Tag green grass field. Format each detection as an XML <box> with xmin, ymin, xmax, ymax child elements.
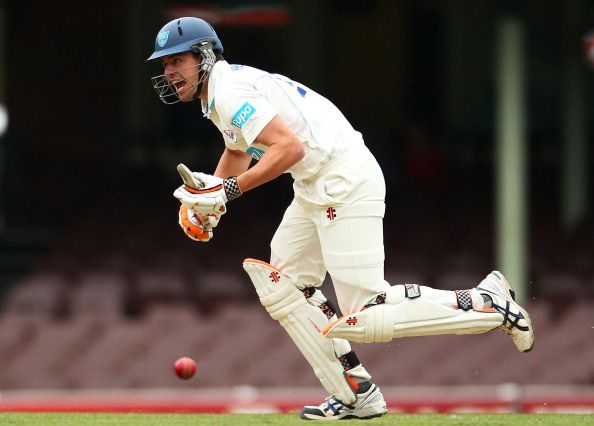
<box><xmin>0</xmin><ymin>413</ymin><xmax>592</xmax><ymax>426</ymax></box>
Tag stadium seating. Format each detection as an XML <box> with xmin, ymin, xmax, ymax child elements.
<box><xmin>0</xmin><ymin>187</ymin><xmax>592</xmax><ymax>392</ymax></box>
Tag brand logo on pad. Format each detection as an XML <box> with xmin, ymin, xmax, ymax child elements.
<box><xmin>269</xmin><ymin>271</ymin><xmax>280</xmax><ymax>283</ymax></box>
<box><xmin>346</xmin><ymin>317</ymin><xmax>358</xmax><ymax>326</ymax></box>
<box><xmin>231</xmin><ymin>102</ymin><xmax>256</xmax><ymax>128</ymax></box>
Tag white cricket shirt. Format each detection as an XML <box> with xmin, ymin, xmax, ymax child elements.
<box><xmin>202</xmin><ymin>60</ymin><xmax>365</xmax><ymax>181</ymax></box>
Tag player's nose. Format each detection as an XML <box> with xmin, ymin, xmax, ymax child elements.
<box><xmin>163</xmin><ymin>64</ymin><xmax>178</xmax><ymax>79</ymax></box>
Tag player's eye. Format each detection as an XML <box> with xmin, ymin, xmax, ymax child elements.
<box><xmin>161</xmin><ymin>57</ymin><xmax>181</xmax><ymax>68</ymax></box>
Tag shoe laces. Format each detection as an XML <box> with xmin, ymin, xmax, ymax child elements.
<box><xmin>322</xmin><ymin>395</ymin><xmax>352</xmax><ymax>414</ymax></box>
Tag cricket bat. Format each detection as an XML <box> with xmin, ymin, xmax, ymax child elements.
<box><xmin>177</xmin><ymin>163</ymin><xmax>205</xmax><ymax>189</ymax></box>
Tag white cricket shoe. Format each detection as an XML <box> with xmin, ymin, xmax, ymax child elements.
<box><xmin>300</xmin><ymin>384</ymin><xmax>387</xmax><ymax>421</ymax></box>
<box><xmin>476</xmin><ymin>271</ymin><xmax>535</xmax><ymax>352</ymax></box>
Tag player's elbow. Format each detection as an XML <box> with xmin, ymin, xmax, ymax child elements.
<box><xmin>276</xmin><ymin>136</ymin><xmax>304</xmax><ymax>167</ymax></box>
<box><xmin>288</xmin><ymin>140</ymin><xmax>305</xmax><ymax>165</ymax></box>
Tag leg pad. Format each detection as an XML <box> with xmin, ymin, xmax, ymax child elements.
<box><xmin>243</xmin><ymin>258</ymin><xmax>357</xmax><ymax>403</ymax></box>
<box><xmin>323</xmin><ymin>298</ymin><xmax>504</xmax><ymax>343</ymax></box>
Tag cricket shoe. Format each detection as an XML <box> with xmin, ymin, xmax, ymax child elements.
<box><xmin>476</xmin><ymin>271</ymin><xmax>534</xmax><ymax>352</ymax></box>
<box><xmin>300</xmin><ymin>383</ymin><xmax>387</xmax><ymax>420</ymax></box>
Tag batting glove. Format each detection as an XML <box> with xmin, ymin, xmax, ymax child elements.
<box><xmin>173</xmin><ymin>173</ymin><xmax>242</xmax><ymax>216</ymax></box>
<box><xmin>178</xmin><ymin>205</ymin><xmax>216</xmax><ymax>242</ymax></box>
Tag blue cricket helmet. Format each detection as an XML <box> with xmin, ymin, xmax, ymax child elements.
<box><xmin>147</xmin><ymin>17</ymin><xmax>223</xmax><ymax>61</ymax></box>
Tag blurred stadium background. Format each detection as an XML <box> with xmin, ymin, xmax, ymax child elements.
<box><xmin>0</xmin><ymin>0</ymin><xmax>592</xmax><ymax>414</ymax></box>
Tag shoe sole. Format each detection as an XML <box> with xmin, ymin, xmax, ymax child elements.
<box><xmin>300</xmin><ymin>406</ymin><xmax>387</xmax><ymax>421</ymax></box>
<box><xmin>300</xmin><ymin>395</ymin><xmax>387</xmax><ymax>421</ymax></box>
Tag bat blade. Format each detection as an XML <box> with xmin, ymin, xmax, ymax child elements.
<box><xmin>177</xmin><ymin>163</ymin><xmax>204</xmax><ymax>189</ymax></box>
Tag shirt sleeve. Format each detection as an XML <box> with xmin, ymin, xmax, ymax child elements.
<box><xmin>217</xmin><ymin>85</ymin><xmax>277</xmax><ymax>145</ymax></box>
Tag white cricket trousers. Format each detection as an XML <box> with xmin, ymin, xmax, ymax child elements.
<box><xmin>270</xmin><ymin>146</ymin><xmax>391</xmax><ymax>314</ymax></box>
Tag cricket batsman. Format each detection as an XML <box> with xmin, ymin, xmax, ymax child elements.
<box><xmin>147</xmin><ymin>17</ymin><xmax>534</xmax><ymax>420</ymax></box>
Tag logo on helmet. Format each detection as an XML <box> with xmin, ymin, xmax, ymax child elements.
<box><xmin>157</xmin><ymin>30</ymin><xmax>170</xmax><ymax>48</ymax></box>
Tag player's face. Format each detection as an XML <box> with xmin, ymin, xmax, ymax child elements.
<box><xmin>161</xmin><ymin>52</ymin><xmax>201</xmax><ymax>102</ymax></box>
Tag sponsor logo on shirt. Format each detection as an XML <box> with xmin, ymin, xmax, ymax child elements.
<box><xmin>246</xmin><ymin>146</ymin><xmax>265</xmax><ymax>160</ymax></box>
<box><xmin>231</xmin><ymin>102</ymin><xmax>256</xmax><ymax>129</ymax></box>
<box><xmin>223</xmin><ymin>129</ymin><xmax>238</xmax><ymax>144</ymax></box>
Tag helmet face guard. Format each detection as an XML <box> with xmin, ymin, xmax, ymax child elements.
<box><xmin>150</xmin><ymin>63</ymin><xmax>200</xmax><ymax>105</ymax></box>
<box><xmin>147</xmin><ymin>18</ymin><xmax>223</xmax><ymax>104</ymax></box>
<box><xmin>150</xmin><ymin>41</ymin><xmax>217</xmax><ymax>104</ymax></box>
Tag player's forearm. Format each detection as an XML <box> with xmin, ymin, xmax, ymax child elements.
<box><xmin>214</xmin><ymin>148</ymin><xmax>252</xmax><ymax>178</ymax></box>
<box><xmin>236</xmin><ymin>141</ymin><xmax>303</xmax><ymax>192</ymax></box>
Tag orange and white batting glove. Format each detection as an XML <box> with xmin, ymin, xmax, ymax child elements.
<box><xmin>178</xmin><ymin>204</ymin><xmax>215</xmax><ymax>242</ymax></box>
<box><xmin>173</xmin><ymin>173</ymin><xmax>242</xmax><ymax>216</ymax></box>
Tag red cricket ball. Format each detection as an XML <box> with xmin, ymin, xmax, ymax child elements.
<box><xmin>174</xmin><ymin>356</ymin><xmax>197</xmax><ymax>380</ymax></box>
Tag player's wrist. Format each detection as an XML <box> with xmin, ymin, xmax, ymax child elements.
<box><xmin>223</xmin><ymin>176</ymin><xmax>242</xmax><ymax>201</ymax></box>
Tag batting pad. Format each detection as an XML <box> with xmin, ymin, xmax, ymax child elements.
<box><xmin>323</xmin><ymin>298</ymin><xmax>504</xmax><ymax>343</ymax></box>
<box><xmin>243</xmin><ymin>258</ymin><xmax>357</xmax><ymax>403</ymax></box>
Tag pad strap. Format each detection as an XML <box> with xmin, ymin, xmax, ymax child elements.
<box><xmin>302</xmin><ymin>287</ymin><xmax>316</xmax><ymax>298</ymax></box>
<box><xmin>338</xmin><ymin>351</ymin><xmax>360</xmax><ymax>372</ymax></box>
<box><xmin>404</xmin><ymin>284</ymin><xmax>421</xmax><ymax>299</ymax></box>
<box><xmin>303</xmin><ymin>287</ymin><xmax>338</xmax><ymax>320</ymax></box>
<box><xmin>363</xmin><ymin>292</ymin><xmax>386</xmax><ymax>309</ymax></box>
